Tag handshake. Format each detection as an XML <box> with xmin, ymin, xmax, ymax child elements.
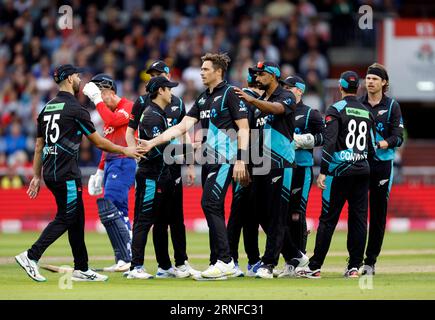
<box><xmin>293</xmin><ymin>133</ymin><xmax>315</xmax><ymax>149</ymax></box>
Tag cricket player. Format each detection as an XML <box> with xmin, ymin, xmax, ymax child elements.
<box><xmin>297</xmin><ymin>71</ymin><xmax>376</xmax><ymax>279</ymax></box>
<box><xmin>134</xmin><ymin>60</ymin><xmax>198</xmax><ymax>278</ymax></box>
<box><xmin>275</xmin><ymin>75</ymin><xmax>324</xmax><ymax>278</ymax></box>
<box><xmin>15</xmin><ymin>64</ymin><xmax>143</xmax><ymax>282</ymax></box>
<box><xmin>137</xmin><ymin>53</ymin><xmax>250</xmax><ymax>280</ymax></box>
<box><xmin>234</xmin><ymin>61</ymin><xmax>303</xmax><ymax>279</ymax></box>
<box><xmin>227</xmin><ymin>67</ymin><xmax>264</xmax><ymax>277</ymax></box>
<box><xmin>125</xmin><ymin>76</ymin><xmax>179</xmax><ymax>279</ymax></box>
<box><xmin>82</xmin><ymin>74</ymin><xmax>135</xmax><ymax>272</ymax></box>
<box><xmin>359</xmin><ymin>63</ymin><xmax>404</xmax><ymax>275</ymax></box>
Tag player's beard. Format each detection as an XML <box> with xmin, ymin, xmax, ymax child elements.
<box><xmin>257</xmin><ymin>82</ymin><xmax>269</xmax><ymax>91</ymax></box>
<box><xmin>72</xmin><ymin>80</ymin><xmax>80</xmax><ymax>94</ymax></box>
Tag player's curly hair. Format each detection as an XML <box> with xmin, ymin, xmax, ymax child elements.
<box><xmin>368</xmin><ymin>62</ymin><xmax>389</xmax><ymax>93</ymax></box>
<box><xmin>201</xmin><ymin>53</ymin><xmax>231</xmax><ymax>77</ymax></box>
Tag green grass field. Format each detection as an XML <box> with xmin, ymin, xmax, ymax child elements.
<box><xmin>1</xmin><ymin>231</ymin><xmax>434</xmax><ymax>300</ymax></box>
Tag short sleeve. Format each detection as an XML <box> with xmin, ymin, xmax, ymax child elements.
<box><xmin>186</xmin><ymin>98</ymin><xmax>201</xmax><ymax>120</ymax></box>
<box><xmin>128</xmin><ymin>95</ymin><xmax>147</xmax><ymax>130</ymax></box>
<box><xmin>36</xmin><ymin>111</ymin><xmax>44</xmax><ymax>138</ymax></box>
<box><xmin>75</xmin><ymin>107</ymin><xmax>96</xmax><ymax>136</ymax></box>
<box><xmin>277</xmin><ymin>91</ymin><xmax>297</xmax><ymax>116</ymax></box>
<box><xmin>227</xmin><ymin>88</ymin><xmax>248</xmax><ymax>120</ymax></box>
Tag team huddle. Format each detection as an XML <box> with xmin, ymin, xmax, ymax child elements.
<box><xmin>15</xmin><ymin>52</ymin><xmax>404</xmax><ymax>282</ymax></box>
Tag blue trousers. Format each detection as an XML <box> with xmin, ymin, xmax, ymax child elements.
<box><xmin>103</xmin><ymin>157</ymin><xmax>136</xmax><ymax>230</ymax></box>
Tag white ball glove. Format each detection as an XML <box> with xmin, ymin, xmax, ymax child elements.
<box><xmin>293</xmin><ymin>133</ymin><xmax>315</xmax><ymax>149</ymax></box>
<box><xmin>88</xmin><ymin>169</ymin><xmax>104</xmax><ymax>196</ymax></box>
<box><xmin>82</xmin><ymin>82</ymin><xmax>103</xmax><ymax>105</ymax></box>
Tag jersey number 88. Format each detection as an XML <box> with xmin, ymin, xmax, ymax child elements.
<box><xmin>345</xmin><ymin>119</ymin><xmax>367</xmax><ymax>151</ymax></box>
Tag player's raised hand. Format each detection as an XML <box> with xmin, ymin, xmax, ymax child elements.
<box><xmin>233</xmin><ymin>87</ymin><xmax>254</xmax><ymax>103</ymax></box>
<box><xmin>82</xmin><ymin>82</ymin><xmax>103</xmax><ymax>104</ymax></box>
<box><xmin>27</xmin><ymin>176</ymin><xmax>41</xmax><ymax>199</ymax></box>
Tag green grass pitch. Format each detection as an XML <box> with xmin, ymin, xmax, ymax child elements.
<box><xmin>1</xmin><ymin>231</ymin><xmax>434</xmax><ymax>300</ymax></box>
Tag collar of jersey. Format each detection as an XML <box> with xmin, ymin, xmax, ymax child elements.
<box><xmin>362</xmin><ymin>93</ymin><xmax>388</xmax><ymax>108</ymax></box>
<box><xmin>260</xmin><ymin>84</ymin><xmax>284</xmax><ymax>100</ymax></box>
<box><xmin>207</xmin><ymin>80</ymin><xmax>227</xmax><ymax>95</ymax></box>
<box><xmin>148</xmin><ymin>101</ymin><xmax>166</xmax><ymax>115</ymax></box>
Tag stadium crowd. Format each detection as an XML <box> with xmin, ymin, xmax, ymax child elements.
<box><xmin>0</xmin><ymin>0</ymin><xmax>400</xmax><ymax>185</ymax></box>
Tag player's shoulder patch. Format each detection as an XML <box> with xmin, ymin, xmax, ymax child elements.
<box><xmin>331</xmin><ymin>100</ymin><xmax>347</xmax><ymax>112</ymax></box>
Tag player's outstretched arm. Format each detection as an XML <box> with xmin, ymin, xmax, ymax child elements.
<box><xmin>234</xmin><ymin>87</ymin><xmax>292</xmax><ymax>115</ymax></box>
<box><xmin>87</xmin><ymin>131</ymin><xmax>144</xmax><ymax>160</ymax></box>
<box><xmin>136</xmin><ymin>115</ymin><xmax>197</xmax><ymax>153</ymax></box>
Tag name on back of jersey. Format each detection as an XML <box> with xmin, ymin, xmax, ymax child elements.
<box><xmin>43</xmin><ymin>145</ymin><xmax>58</xmax><ymax>156</ymax></box>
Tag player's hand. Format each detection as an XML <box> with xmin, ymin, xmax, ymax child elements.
<box><xmin>83</xmin><ymin>82</ymin><xmax>103</xmax><ymax>105</ymax></box>
<box><xmin>136</xmin><ymin>138</ymin><xmax>155</xmax><ymax>154</ymax></box>
<box><xmin>317</xmin><ymin>173</ymin><xmax>327</xmax><ymax>190</ymax></box>
<box><xmin>233</xmin><ymin>160</ymin><xmax>250</xmax><ymax>187</ymax></box>
<box><xmin>88</xmin><ymin>169</ymin><xmax>104</xmax><ymax>196</ymax></box>
<box><xmin>186</xmin><ymin>164</ymin><xmax>195</xmax><ymax>186</ymax></box>
<box><xmin>123</xmin><ymin>146</ymin><xmax>146</xmax><ymax>160</ymax></box>
<box><xmin>293</xmin><ymin>133</ymin><xmax>315</xmax><ymax>149</ymax></box>
<box><xmin>378</xmin><ymin>140</ymin><xmax>389</xmax><ymax>149</ymax></box>
<box><xmin>233</xmin><ymin>87</ymin><xmax>255</xmax><ymax>103</ymax></box>
<box><xmin>27</xmin><ymin>176</ymin><xmax>41</xmax><ymax>199</ymax></box>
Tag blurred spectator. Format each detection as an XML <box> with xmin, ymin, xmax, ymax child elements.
<box><xmin>3</xmin><ymin>121</ymin><xmax>29</xmax><ymax>156</ymax></box>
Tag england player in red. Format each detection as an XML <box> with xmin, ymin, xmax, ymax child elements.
<box><xmin>83</xmin><ymin>75</ymin><xmax>136</xmax><ymax>272</ymax></box>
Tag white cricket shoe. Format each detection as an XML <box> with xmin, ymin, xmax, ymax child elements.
<box><xmin>104</xmin><ymin>260</ymin><xmax>131</xmax><ymax>272</ymax></box>
<box><xmin>72</xmin><ymin>269</ymin><xmax>108</xmax><ymax>282</ymax></box>
<box><xmin>255</xmin><ymin>264</ymin><xmax>274</xmax><ymax>279</ymax></box>
<box><xmin>246</xmin><ymin>261</ymin><xmax>262</xmax><ymax>277</ymax></box>
<box><xmin>174</xmin><ymin>261</ymin><xmax>201</xmax><ymax>278</ymax></box>
<box><xmin>126</xmin><ymin>267</ymin><xmax>153</xmax><ymax>280</ymax></box>
<box><xmin>273</xmin><ymin>268</ymin><xmax>283</xmax><ymax>278</ymax></box>
<box><xmin>15</xmin><ymin>251</ymin><xmax>46</xmax><ymax>282</ymax></box>
<box><xmin>228</xmin><ymin>263</ymin><xmax>244</xmax><ymax>278</ymax></box>
<box><xmin>292</xmin><ymin>253</ymin><xmax>309</xmax><ymax>268</ymax></box>
<box><xmin>278</xmin><ymin>264</ymin><xmax>296</xmax><ymax>278</ymax></box>
<box><xmin>201</xmin><ymin>260</ymin><xmax>236</xmax><ymax>278</ymax></box>
<box><xmin>156</xmin><ymin>267</ymin><xmax>176</xmax><ymax>278</ymax></box>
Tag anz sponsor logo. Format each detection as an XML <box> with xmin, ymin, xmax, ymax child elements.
<box><xmin>294</xmin><ymin>127</ymin><xmax>302</xmax><ymax>134</ymax></box>
<box><xmin>339</xmin><ymin>150</ymin><xmax>368</xmax><ymax>161</ymax></box>
<box><xmin>152</xmin><ymin>126</ymin><xmax>161</xmax><ymax>137</ymax></box>
<box><xmin>103</xmin><ymin>126</ymin><xmax>114</xmax><ymax>136</ymax></box>
<box><xmin>200</xmin><ymin>110</ymin><xmax>211</xmax><ymax>119</ymax></box>
<box><xmin>376</xmin><ymin>122</ymin><xmax>384</xmax><ymax>132</ymax></box>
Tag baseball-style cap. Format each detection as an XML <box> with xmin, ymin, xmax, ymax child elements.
<box><xmin>146</xmin><ymin>60</ymin><xmax>170</xmax><ymax>74</ymax></box>
<box><xmin>251</xmin><ymin>61</ymin><xmax>281</xmax><ymax>78</ymax></box>
<box><xmin>146</xmin><ymin>76</ymin><xmax>178</xmax><ymax>93</ymax></box>
<box><xmin>247</xmin><ymin>67</ymin><xmax>257</xmax><ymax>83</ymax></box>
<box><xmin>339</xmin><ymin>71</ymin><xmax>360</xmax><ymax>91</ymax></box>
<box><xmin>91</xmin><ymin>74</ymin><xmax>117</xmax><ymax>93</ymax></box>
<box><xmin>280</xmin><ymin>75</ymin><xmax>306</xmax><ymax>93</ymax></box>
<box><xmin>53</xmin><ymin>64</ymin><xmax>85</xmax><ymax>84</ymax></box>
